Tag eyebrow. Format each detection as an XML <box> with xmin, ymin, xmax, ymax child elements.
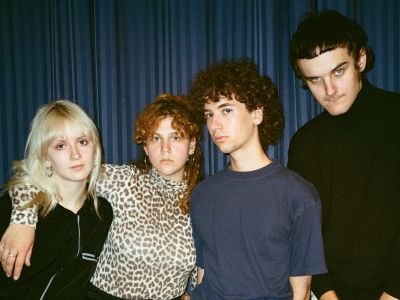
<box><xmin>303</xmin><ymin>61</ymin><xmax>348</xmax><ymax>80</ymax></box>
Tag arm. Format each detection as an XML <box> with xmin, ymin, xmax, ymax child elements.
<box><xmin>380</xmin><ymin>292</ymin><xmax>399</xmax><ymax>300</ymax></box>
<box><xmin>319</xmin><ymin>290</ymin><xmax>339</xmax><ymax>300</ymax></box>
<box><xmin>95</xmin><ymin>164</ymin><xmax>134</xmax><ymax>204</ymax></box>
<box><xmin>1</xmin><ymin>186</ymin><xmax>40</xmax><ymax>280</ymax></box>
<box><xmin>289</xmin><ymin>275</ymin><xmax>311</xmax><ymax>300</ymax></box>
<box><xmin>196</xmin><ymin>266</ymin><xmax>204</xmax><ymax>285</ymax></box>
<box><xmin>288</xmin><ymin>136</ymin><xmax>335</xmax><ymax>298</ymax></box>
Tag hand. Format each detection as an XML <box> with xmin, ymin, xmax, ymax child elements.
<box><xmin>319</xmin><ymin>290</ymin><xmax>339</xmax><ymax>300</ymax></box>
<box><xmin>0</xmin><ymin>224</ymin><xmax>35</xmax><ymax>280</ymax></box>
<box><xmin>379</xmin><ymin>292</ymin><xmax>399</xmax><ymax>300</ymax></box>
<box><xmin>181</xmin><ymin>292</ymin><xmax>190</xmax><ymax>300</ymax></box>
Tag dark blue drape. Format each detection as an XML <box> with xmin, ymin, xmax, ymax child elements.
<box><xmin>1</xmin><ymin>0</ymin><xmax>399</xmax><ymax>184</ymax></box>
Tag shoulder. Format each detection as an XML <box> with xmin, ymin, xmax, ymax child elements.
<box><xmin>101</xmin><ymin>163</ymin><xmax>140</xmax><ymax>180</ymax></box>
<box><xmin>290</xmin><ymin>112</ymin><xmax>327</xmax><ymax>145</ymax></box>
<box><xmin>274</xmin><ymin>164</ymin><xmax>317</xmax><ymax>195</ymax></box>
<box><xmin>271</xmin><ymin>165</ymin><xmax>320</xmax><ymax>210</ymax></box>
<box><xmin>96</xmin><ymin>196</ymin><xmax>113</xmax><ymax>221</ymax></box>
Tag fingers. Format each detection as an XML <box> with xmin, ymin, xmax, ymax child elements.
<box><xmin>13</xmin><ymin>253</ymin><xmax>24</xmax><ymax>280</ymax></box>
<box><xmin>25</xmin><ymin>246</ymin><xmax>33</xmax><ymax>267</ymax></box>
<box><xmin>0</xmin><ymin>247</ymin><xmax>18</xmax><ymax>278</ymax></box>
<box><xmin>0</xmin><ymin>224</ymin><xmax>35</xmax><ymax>280</ymax></box>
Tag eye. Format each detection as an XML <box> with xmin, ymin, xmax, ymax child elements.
<box><xmin>334</xmin><ymin>68</ymin><xmax>344</xmax><ymax>76</ymax></box>
<box><xmin>204</xmin><ymin>112</ymin><xmax>213</xmax><ymax>119</ymax></box>
<box><xmin>150</xmin><ymin>135</ymin><xmax>160</xmax><ymax>142</ymax></box>
<box><xmin>170</xmin><ymin>134</ymin><xmax>182</xmax><ymax>141</ymax></box>
<box><xmin>309</xmin><ymin>77</ymin><xmax>321</xmax><ymax>84</ymax></box>
<box><xmin>222</xmin><ymin>108</ymin><xmax>233</xmax><ymax>114</ymax></box>
<box><xmin>79</xmin><ymin>138</ymin><xmax>90</xmax><ymax>146</ymax></box>
<box><xmin>55</xmin><ymin>143</ymin><xmax>66</xmax><ymax>150</ymax></box>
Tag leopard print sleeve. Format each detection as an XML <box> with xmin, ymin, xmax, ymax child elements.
<box><xmin>9</xmin><ymin>185</ymin><xmax>39</xmax><ymax>228</ymax></box>
<box><xmin>96</xmin><ymin>164</ymin><xmax>137</xmax><ymax>206</ymax></box>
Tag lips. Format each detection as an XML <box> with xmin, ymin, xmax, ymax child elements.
<box><xmin>214</xmin><ymin>135</ymin><xmax>227</xmax><ymax>143</ymax></box>
<box><xmin>71</xmin><ymin>164</ymin><xmax>84</xmax><ymax>170</ymax></box>
<box><xmin>160</xmin><ymin>159</ymin><xmax>173</xmax><ymax>163</ymax></box>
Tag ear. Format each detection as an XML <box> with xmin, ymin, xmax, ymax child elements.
<box><xmin>143</xmin><ymin>144</ymin><xmax>149</xmax><ymax>156</ymax></box>
<box><xmin>252</xmin><ymin>106</ymin><xmax>264</xmax><ymax>125</ymax></box>
<box><xmin>357</xmin><ymin>48</ymin><xmax>367</xmax><ymax>72</ymax></box>
<box><xmin>189</xmin><ymin>138</ymin><xmax>196</xmax><ymax>155</ymax></box>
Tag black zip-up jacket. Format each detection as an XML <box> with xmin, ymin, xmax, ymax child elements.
<box><xmin>0</xmin><ymin>193</ymin><xmax>113</xmax><ymax>299</ymax></box>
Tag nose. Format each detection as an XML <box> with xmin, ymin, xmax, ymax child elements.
<box><xmin>323</xmin><ymin>77</ymin><xmax>337</xmax><ymax>97</ymax></box>
<box><xmin>208</xmin><ymin>115</ymin><xmax>222</xmax><ymax>132</ymax></box>
<box><xmin>161</xmin><ymin>139</ymin><xmax>171</xmax><ymax>153</ymax></box>
<box><xmin>70</xmin><ymin>145</ymin><xmax>81</xmax><ymax>160</ymax></box>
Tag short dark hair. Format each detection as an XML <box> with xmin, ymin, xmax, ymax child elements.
<box><xmin>290</xmin><ymin>10</ymin><xmax>374</xmax><ymax>79</ymax></box>
<box><xmin>189</xmin><ymin>59</ymin><xmax>284</xmax><ymax>148</ymax></box>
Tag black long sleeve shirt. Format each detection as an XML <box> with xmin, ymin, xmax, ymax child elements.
<box><xmin>288</xmin><ymin>81</ymin><xmax>400</xmax><ymax>300</ymax></box>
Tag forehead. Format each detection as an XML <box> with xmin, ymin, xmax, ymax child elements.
<box><xmin>298</xmin><ymin>47</ymin><xmax>354</xmax><ymax>77</ymax></box>
<box><xmin>204</xmin><ymin>95</ymin><xmax>240</xmax><ymax>111</ymax></box>
<box><xmin>50</xmin><ymin>120</ymin><xmax>87</xmax><ymax>139</ymax></box>
<box><xmin>152</xmin><ymin>116</ymin><xmax>182</xmax><ymax>134</ymax></box>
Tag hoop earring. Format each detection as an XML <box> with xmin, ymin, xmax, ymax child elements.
<box><xmin>45</xmin><ymin>164</ymin><xmax>53</xmax><ymax>178</ymax></box>
<box><xmin>187</xmin><ymin>155</ymin><xmax>195</xmax><ymax>164</ymax></box>
<box><xmin>144</xmin><ymin>155</ymin><xmax>148</xmax><ymax>165</ymax></box>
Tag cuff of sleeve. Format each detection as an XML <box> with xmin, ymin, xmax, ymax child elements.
<box><xmin>384</xmin><ymin>271</ymin><xmax>400</xmax><ymax>298</ymax></box>
<box><xmin>311</xmin><ymin>272</ymin><xmax>334</xmax><ymax>298</ymax></box>
<box><xmin>10</xmin><ymin>208</ymin><xmax>38</xmax><ymax>229</ymax></box>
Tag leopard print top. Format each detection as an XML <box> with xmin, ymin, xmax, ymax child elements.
<box><xmin>10</xmin><ymin>164</ymin><xmax>196</xmax><ymax>300</ymax></box>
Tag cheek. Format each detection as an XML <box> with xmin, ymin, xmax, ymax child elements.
<box><xmin>145</xmin><ymin>145</ymin><xmax>160</xmax><ymax>160</ymax></box>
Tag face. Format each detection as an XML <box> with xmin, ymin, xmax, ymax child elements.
<box><xmin>204</xmin><ymin>96</ymin><xmax>262</xmax><ymax>157</ymax></box>
<box><xmin>298</xmin><ymin>47</ymin><xmax>366</xmax><ymax>116</ymax></box>
<box><xmin>144</xmin><ymin>116</ymin><xmax>195</xmax><ymax>181</ymax></box>
<box><xmin>46</xmin><ymin>121</ymin><xmax>95</xmax><ymax>186</ymax></box>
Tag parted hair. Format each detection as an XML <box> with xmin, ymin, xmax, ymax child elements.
<box><xmin>189</xmin><ymin>59</ymin><xmax>284</xmax><ymax>149</ymax></box>
<box><xmin>134</xmin><ymin>93</ymin><xmax>203</xmax><ymax>214</ymax></box>
<box><xmin>6</xmin><ymin>100</ymin><xmax>102</xmax><ymax>217</ymax></box>
<box><xmin>290</xmin><ymin>10</ymin><xmax>374</xmax><ymax>80</ymax></box>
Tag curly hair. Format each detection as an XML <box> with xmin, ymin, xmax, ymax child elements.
<box><xmin>189</xmin><ymin>59</ymin><xmax>284</xmax><ymax>148</ymax></box>
<box><xmin>134</xmin><ymin>93</ymin><xmax>203</xmax><ymax>214</ymax></box>
<box><xmin>290</xmin><ymin>10</ymin><xmax>374</xmax><ymax>80</ymax></box>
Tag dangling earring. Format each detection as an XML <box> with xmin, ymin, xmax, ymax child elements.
<box><xmin>45</xmin><ymin>163</ymin><xmax>53</xmax><ymax>178</ymax></box>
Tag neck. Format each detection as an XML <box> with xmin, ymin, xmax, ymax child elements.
<box><xmin>229</xmin><ymin>144</ymin><xmax>272</xmax><ymax>172</ymax></box>
<box><xmin>58</xmin><ymin>182</ymin><xmax>87</xmax><ymax>213</ymax></box>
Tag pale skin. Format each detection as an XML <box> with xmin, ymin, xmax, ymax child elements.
<box><xmin>0</xmin><ymin>121</ymin><xmax>95</xmax><ymax>279</ymax></box>
<box><xmin>298</xmin><ymin>48</ymin><xmax>399</xmax><ymax>300</ymax></box>
<box><xmin>297</xmin><ymin>47</ymin><xmax>366</xmax><ymax>116</ymax></box>
<box><xmin>0</xmin><ymin>117</ymin><xmax>196</xmax><ymax>284</ymax></box>
<box><xmin>202</xmin><ymin>96</ymin><xmax>311</xmax><ymax>299</ymax></box>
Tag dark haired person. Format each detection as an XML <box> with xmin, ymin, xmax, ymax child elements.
<box><xmin>189</xmin><ymin>59</ymin><xmax>327</xmax><ymax>300</ymax></box>
<box><xmin>288</xmin><ymin>10</ymin><xmax>400</xmax><ymax>300</ymax></box>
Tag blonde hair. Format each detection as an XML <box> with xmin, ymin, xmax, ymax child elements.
<box><xmin>6</xmin><ymin>100</ymin><xmax>103</xmax><ymax>217</ymax></box>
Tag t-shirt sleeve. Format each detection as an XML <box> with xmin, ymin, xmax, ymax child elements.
<box><xmin>289</xmin><ymin>191</ymin><xmax>327</xmax><ymax>276</ymax></box>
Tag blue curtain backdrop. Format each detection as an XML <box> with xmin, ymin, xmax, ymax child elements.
<box><xmin>1</xmin><ymin>0</ymin><xmax>399</xmax><ymax>184</ymax></box>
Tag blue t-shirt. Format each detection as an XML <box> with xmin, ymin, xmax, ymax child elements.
<box><xmin>190</xmin><ymin>161</ymin><xmax>327</xmax><ymax>300</ymax></box>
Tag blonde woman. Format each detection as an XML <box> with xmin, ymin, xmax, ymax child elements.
<box><xmin>0</xmin><ymin>100</ymin><xmax>113</xmax><ymax>299</ymax></box>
